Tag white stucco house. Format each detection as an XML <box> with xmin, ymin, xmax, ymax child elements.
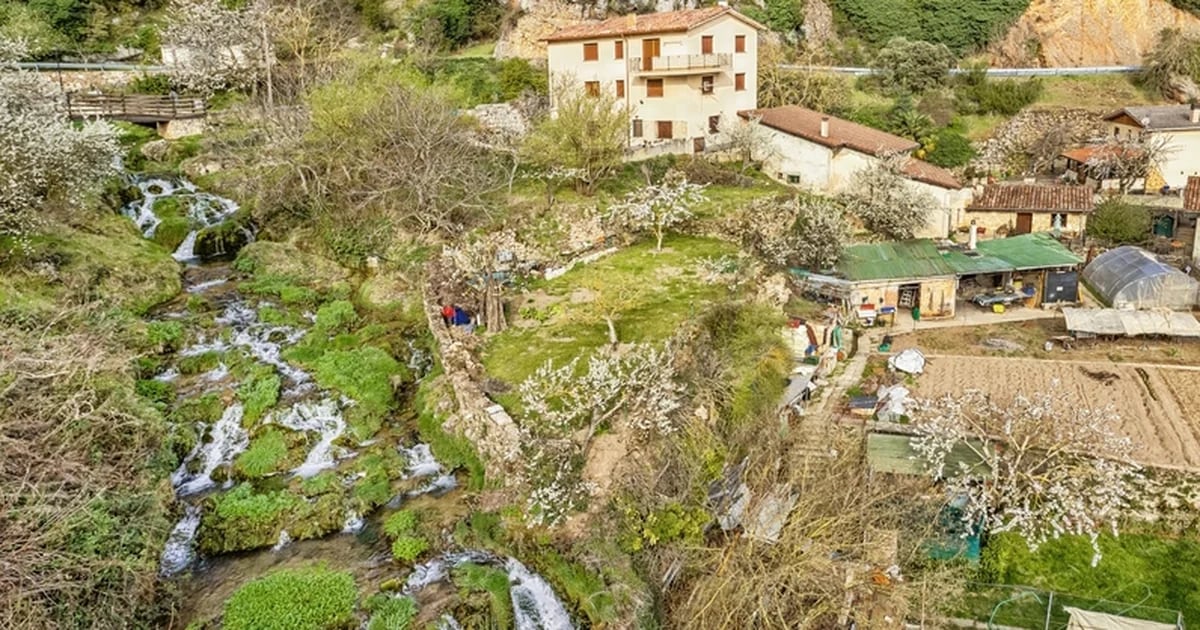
<box><xmin>1103</xmin><ymin>104</ymin><xmax>1200</xmax><ymax>190</ymax></box>
<box><xmin>739</xmin><ymin>105</ymin><xmax>971</xmax><ymax>238</ymax></box>
<box><xmin>543</xmin><ymin>5</ymin><xmax>762</xmax><ymax>156</ymax></box>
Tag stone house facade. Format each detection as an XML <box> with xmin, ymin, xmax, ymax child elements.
<box><xmin>965</xmin><ymin>184</ymin><xmax>1094</xmax><ymax>237</ymax></box>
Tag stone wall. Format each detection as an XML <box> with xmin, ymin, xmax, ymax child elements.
<box><xmin>422</xmin><ymin>288</ymin><xmax>523</xmax><ymax>481</ymax></box>
<box><xmin>973</xmin><ymin>108</ymin><xmax>1108</xmax><ymax>176</ymax></box>
<box><xmin>40</xmin><ymin>69</ymin><xmax>148</xmax><ymax>93</ymax></box>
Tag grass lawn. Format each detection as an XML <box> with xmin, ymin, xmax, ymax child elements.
<box><xmin>1032</xmin><ymin>74</ymin><xmax>1163</xmax><ymax>110</ymax></box>
<box><xmin>455</xmin><ymin>41</ymin><xmax>497</xmax><ymax>58</ymax></box>
<box><xmin>481</xmin><ymin>235</ymin><xmax>740</xmax><ymax>387</ymax></box>
<box><xmin>967</xmin><ymin>531</ymin><xmax>1200</xmax><ymax>627</ymax></box>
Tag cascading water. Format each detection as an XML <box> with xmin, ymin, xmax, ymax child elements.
<box><xmin>173</xmin><ymin>403</ymin><xmax>248</xmax><ymax>497</ymax></box>
<box><xmin>275</xmin><ymin>399</ymin><xmax>347</xmax><ymax>478</ymax></box>
<box><xmin>160</xmin><ymin>505</ymin><xmax>202</xmax><ymax>577</ymax></box>
<box><xmin>121</xmin><ymin>175</ymin><xmax>248</xmax><ymax>262</ymax></box>
<box><xmin>404</xmin><ymin>552</ymin><xmax>575</xmax><ymax>630</ymax></box>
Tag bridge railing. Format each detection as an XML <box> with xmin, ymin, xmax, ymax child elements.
<box><xmin>65</xmin><ymin>92</ymin><xmax>206</xmax><ymax>121</ymax></box>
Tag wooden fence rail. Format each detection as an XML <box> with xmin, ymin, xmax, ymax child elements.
<box><xmin>65</xmin><ymin>92</ymin><xmax>206</xmax><ymax>122</ymax></box>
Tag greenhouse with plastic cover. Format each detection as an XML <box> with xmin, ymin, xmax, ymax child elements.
<box><xmin>1081</xmin><ymin>246</ymin><xmax>1199</xmax><ymax>310</ymax></box>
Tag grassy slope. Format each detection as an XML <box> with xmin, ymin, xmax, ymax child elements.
<box><xmin>482</xmin><ymin>235</ymin><xmax>739</xmax><ymax>387</ymax></box>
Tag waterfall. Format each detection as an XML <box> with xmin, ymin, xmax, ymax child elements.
<box><xmin>159</xmin><ymin>505</ymin><xmax>202</xmax><ymax>577</ymax></box>
<box><xmin>173</xmin><ymin>403</ymin><xmax>249</xmax><ymax>497</ymax></box>
<box><xmin>275</xmin><ymin>399</ymin><xmax>347</xmax><ymax>478</ymax></box>
<box><xmin>403</xmin><ymin>552</ymin><xmax>575</xmax><ymax>630</ymax></box>
<box><xmin>121</xmin><ymin>174</ymin><xmax>249</xmax><ymax>262</ymax></box>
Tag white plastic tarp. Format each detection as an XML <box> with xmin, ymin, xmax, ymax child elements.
<box><xmin>875</xmin><ymin>385</ymin><xmax>911</xmax><ymax>423</ymax></box>
<box><xmin>1064</xmin><ymin>607</ymin><xmax>1177</xmax><ymax>630</ymax></box>
<box><xmin>1082</xmin><ymin>246</ymin><xmax>1199</xmax><ymax>310</ymax></box>
<box><xmin>888</xmin><ymin>348</ymin><xmax>926</xmax><ymax>374</ymax></box>
<box><xmin>1063</xmin><ymin>307</ymin><xmax>1200</xmax><ymax>338</ymax></box>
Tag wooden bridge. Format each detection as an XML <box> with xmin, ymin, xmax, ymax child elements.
<box><xmin>65</xmin><ymin>92</ymin><xmax>206</xmax><ymax>123</ymax></box>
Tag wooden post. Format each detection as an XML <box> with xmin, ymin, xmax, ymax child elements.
<box><xmin>1043</xmin><ymin>591</ymin><xmax>1054</xmax><ymax>630</ymax></box>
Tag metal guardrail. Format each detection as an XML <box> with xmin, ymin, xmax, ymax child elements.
<box><xmin>777</xmin><ymin>65</ymin><xmax>1142</xmax><ymax>77</ymax></box>
<box><xmin>631</xmin><ymin>54</ymin><xmax>731</xmax><ymax>73</ymax></box>
<box><xmin>10</xmin><ymin>61</ymin><xmax>169</xmax><ymax>72</ymax></box>
<box><xmin>65</xmin><ymin>92</ymin><xmax>206</xmax><ymax>122</ymax></box>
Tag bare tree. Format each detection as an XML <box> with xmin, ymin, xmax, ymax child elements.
<box><xmin>910</xmin><ymin>390</ymin><xmax>1145</xmax><ymax>566</ymax></box>
<box><xmin>841</xmin><ymin>153</ymin><xmax>936</xmax><ymax>240</ymax></box>
<box><xmin>265</xmin><ymin>0</ymin><xmax>360</xmax><ymax>102</ymax></box>
<box><xmin>1083</xmin><ymin>134</ymin><xmax>1174</xmax><ymax>193</ymax></box>
<box><xmin>1025</xmin><ymin>121</ymin><xmax>1074</xmax><ymax>176</ymax></box>
<box><xmin>757</xmin><ymin>42</ymin><xmax>851</xmax><ymax>112</ymax></box>
<box><xmin>607</xmin><ymin>169</ymin><xmax>706</xmax><ymax>251</ymax></box>
<box><xmin>522</xmin><ymin>82</ymin><xmax>630</xmax><ymax>195</ymax></box>
<box><xmin>718</xmin><ymin>114</ymin><xmax>778</xmax><ymax>174</ymax></box>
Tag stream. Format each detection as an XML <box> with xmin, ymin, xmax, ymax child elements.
<box><xmin>123</xmin><ymin>173</ymin><xmax>574</xmax><ymax>629</ymax></box>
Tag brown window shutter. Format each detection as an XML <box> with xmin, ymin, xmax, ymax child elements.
<box><xmin>735</xmin><ymin>73</ymin><xmax>746</xmax><ymax>91</ymax></box>
<box><xmin>615</xmin><ymin>41</ymin><xmax>624</xmax><ymax>59</ymax></box>
<box><xmin>616</xmin><ymin>80</ymin><xmax>625</xmax><ymax>98</ymax></box>
<box><xmin>701</xmin><ymin>35</ymin><xmax>713</xmax><ymax>54</ymax></box>
<box><xmin>735</xmin><ymin>35</ymin><xmax>745</xmax><ymax>53</ymax></box>
<box><xmin>583</xmin><ymin>43</ymin><xmax>598</xmax><ymax>61</ymax></box>
<box><xmin>647</xmin><ymin>79</ymin><xmax>664</xmax><ymax>97</ymax></box>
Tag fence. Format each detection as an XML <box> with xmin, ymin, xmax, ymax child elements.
<box><xmin>776</xmin><ymin>65</ymin><xmax>1142</xmax><ymax>77</ymax></box>
<box><xmin>65</xmin><ymin>92</ymin><xmax>206</xmax><ymax>122</ymax></box>
<box><xmin>630</xmin><ymin>54</ymin><xmax>731</xmax><ymax>73</ymax></box>
<box><xmin>958</xmin><ymin>582</ymin><xmax>1184</xmax><ymax>630</ymax></box>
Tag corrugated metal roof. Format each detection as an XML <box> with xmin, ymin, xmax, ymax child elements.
<box><xmin>839</xmin><ymin>240</ymin><xmax>956</xmax><ymax>282</ymax></box>
<box><xmin>975</xmin><ymin>232</ymin><xmax>1083</xmax><ymax>270</ymax></box>
<box><xmin>833</xmin><ymin>234</ymin><xmax>1080</xmax><ymax>283</ymax></box>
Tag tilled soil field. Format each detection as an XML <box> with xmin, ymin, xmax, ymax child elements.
<box><xmin>910</xmin><ymin>354</ymin><xmax>1200</xmax><ymax>469</ymax></box>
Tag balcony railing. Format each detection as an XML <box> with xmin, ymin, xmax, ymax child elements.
<box><xmin>630</xmin><ymin>54</ymin><xmax>731</xmax><ymax>74</ymax></box>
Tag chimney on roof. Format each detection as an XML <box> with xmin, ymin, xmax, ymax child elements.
<box><xmin>820</xmin><ymin>116</ymin><xmax>829</xmax><ymax>138</ymax></box>
<box><xmin>1191</xmin><ymin>101</ymin><xmax>1199</xmax><ymax>124</ymax></box>
<box><xmin>968</xmin><ymin>220</ymin><xmax>978</xmax><ymax>251</ymax></box>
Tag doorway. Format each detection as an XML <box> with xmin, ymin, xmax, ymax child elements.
<box><xmin>642</xmin><ymin>38</ymin><xmax>660</xmax><ymax>71</ymax></box>
<box><xmin>898</xmin><ymin>283</ymin><xmax>921</xmax><ymax>309</ymax></box>
<box><xmin>1015</xmin><ymin>213</ymin><xmax>1033</xmax><ymax>234</ymax></box>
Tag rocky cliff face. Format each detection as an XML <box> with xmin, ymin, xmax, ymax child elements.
<box><xmin>495</xmin><ymin>0</ymin><xmax>699</xmax><ymax>59</ymax></box>
<box><xmin>990</xmin><ymin>0</ymin><xmax>1200</xmax><ymax>67</ymax></box>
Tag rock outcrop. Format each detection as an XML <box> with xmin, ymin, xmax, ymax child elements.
<box><xmin>990</xmin><ymin>0</ymin><xmax>1200</xmax><ymax>67</ymax></box>
<box><xmin>495</xmin><ymin>0</ymin><xmax>700</xmax><ymax>59</ymax></box>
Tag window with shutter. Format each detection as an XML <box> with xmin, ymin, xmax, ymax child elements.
<box><xmin>708</xmin><ymin>115</ymin><xmax>720</xmax><ymax>134</ymax></box>
<box><xmin>701</xmin><ymin>35</ymin><xmax>713</xmax><ymax>54</ymax></box>
<box><xmin>646</xmin><ymin>79</ymin><xmax>664</xmax><ymax>98</ymax></box>
<box><xmin>584</xmin><ymin>81</ymin><xmax>600</xmax><ymax>97</ymax></box>
<box><xmin>701</xmin><ymin>75</ymin><xmax>714</xmax><ymax>94</ymax></box>
<box><xmin>583</xmin><ymin>43</ymin><xmax>598</xmax><ymax>61</ymax></box>
<box><xmin>735</xmin><ymin>35</ymin><xmax>745</xmax><ymax>53</ymax></box>
<box><xmin>632</xmin><ymin>119</ymin><xmax>643</xmax><ymax>137</ymax></box>
<box><xmin>657</xmin><ymin>121</ymin><xmax>673</xmax><ymax>139</ymax></box>
<box><xmin>616</xmin><ymin>80</ymin><xmax>625</xmax><ymax>98</ymax></box>
<box><xmin>735</xmin><ymin>73</ymin><xmax>746</xmax><ymax>91</ymax></box>
<box><xmin>615</xmin><ymin>41</ymin><xmax>624</xmax><ymax>59</ymax></box>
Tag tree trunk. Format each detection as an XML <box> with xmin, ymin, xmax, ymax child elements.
<box><xmin>655</xmin><ymin>225</ymin><xmax>664</xmax><ymax>251</ymax></box>
<box><xmin>605</xmin><ymin>316</ymin><xmax>617</xmax><ymax>346</ymax></box>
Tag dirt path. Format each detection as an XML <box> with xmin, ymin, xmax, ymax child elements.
<box><xmin>910</xmin><ymin>354</ymin><xmax>1200</xmax><ymax>468</ymax></box>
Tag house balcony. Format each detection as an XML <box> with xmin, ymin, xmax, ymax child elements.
<box><xmin>629</xmin><ymin>54</ymin><xmax>731</xmax><ymax>76</ymax></box>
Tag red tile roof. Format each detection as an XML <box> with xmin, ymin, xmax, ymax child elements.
<box><xmin>1185</xmin><ymin>176</ymin><xmax>1200</xmax><ymax>212</ymax></box>
<box><xmin>968</xmin><ymin>184</ymin><xmax>1094</xmax><ymax>213</ymax></box>
<box><xmin>1060</xmin><ymin>144</ymin><xmax>1143</xmax><ymax>164</ymax></box>
<box><xmin>740</xmin><ymin>105</ymin><xmax>919</xmax><ymax>158</ymax></box>
<box><xmin>737</xmin><ymin>105</ymin><xmax>962</xmax><ymax>189</ymax></box>
<box><xmin>543</xmin><ymin>7</ymin><xmax>762</xmax><ymax>42</ymax></box>
<box><xmin>900</xmin><ymin>159</ymin><xmax>962</xmax><ymax>190</ymax></box>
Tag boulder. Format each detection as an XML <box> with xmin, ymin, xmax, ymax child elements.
<box><xmin>141</xmin><ymin>139</ymin><xmax>170</xmax><ymax>162</ymax></box>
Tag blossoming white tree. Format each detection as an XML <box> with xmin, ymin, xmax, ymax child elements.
<box><xmin>608</xmin><ymin>169</ymin><xmax>706</xmax><ymax>251</ymax></box>
<box><xmin>909</xmin><ymin>390</ymin><xmax>1144</xmax><ymax>566</ymax></box>
<box><xmin>841</xmin><ymin>152</ymin><xmax>935</xmax><ymax>240</ymax></box>
<box><xmin>163</xmin><ymin>0</ymin><xmax>266</xmax><ymax>95</ymax></box>
<box><xmin>1</xmin><ymin>43</ymin><xmax>119</xmax><ymax>248</ymax></box>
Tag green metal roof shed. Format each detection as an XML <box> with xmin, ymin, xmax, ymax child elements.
<box><xmin>838</xmin><ymin>240</ymin><xmax>956</xmax><ymax>282</ymax></box>
<box><xmin>867</xmin><ymin>432</ymin><xmax>991</xmax><ymax>478</ymax></box>
<box><xmin>975</xmin><ymin>233</ymin><xmax>1083</xmax><ymax>270</ymax></box>
<box><xmin>939</xmin><ymin>250</ymin><xmax>1013</xmax><ymax>276</ymax></box>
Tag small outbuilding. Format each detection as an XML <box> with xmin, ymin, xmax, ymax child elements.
<box><xmin>1082</xmin><ymin>246</ymin><xmax>1200</xmax><ymax>310</ymax></box>
<box><xmin>965</xmin><ymin>184</ymin><xmax>1094</xmax><ymax>236</ymax></box>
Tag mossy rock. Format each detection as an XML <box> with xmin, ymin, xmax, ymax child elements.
<box><xmin>197</xmin><ymin>483</ymin><xmax>300</xmax><ymax>554</ymax></box>
<box><xmin>193</xmin><ymin>211</ymin><xmax>254</xmax><ymax>258</ymax></box>
<box><xmin>222</xmin><ymin>565</ymin><xmax>357</xmax><ymax>630</ymax></box>
<box><xmin>233</xmin><ymin>429</ymin><xmax>290</xmax><ymax>479</ymax></box>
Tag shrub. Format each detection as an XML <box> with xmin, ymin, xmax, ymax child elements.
<box><xmin>453</xmin><ymin>563</ymin><xmax>513</xmax><ymax>628</ymax></box>
<box><xmin>955</xmin><ymin>68</ymin><xmax>1043</xmax><ymax>115</ymax></box>
<box><xmin>146</xmin><ymin>320</ymin><xmax>184</xmax><ymax>353</ymax></box>
<box><xmin>170</xmin><ymin>393</ymin><xmax>225</xmax><ymax>425</ymax></box>
<box><xmin>391</xmin><ymin>535</ymin><xmax>429</xmax><ymax>562</ymax></box>
<box><xmin>382</xmin><ymin>509</ymin><xmax>419</xmax><ymax>538</ymax></box>
<box><xmin>871</xmin><ymin>37</ymin><xmax>956</xmax><ymax>94</ymax></box>
<box><xmin>365</xmin><ymin>594</ymin><xmax>419</xmax><ymax>630</ymax></box>
<box><xmin>316</xmin><ymin>299</ymin><xmax>359</xmax><ymax>334</ymax></box>
<box><xmin>234</xmin><ymin>429</ymin><xmax>289</xmax><ymax>478</ymax></box>
<box><xmin>222</xmin><ymin>565</ymin><xmax>357</xmax><ymax>630</ymax></box>
<box><xmin>926</xmin><ymin>128</ymin><xmax>976</xmax><ymax>168</ymax></box>
<box><xmin>831</xmin><ymin>0</ymin><xmax>1029</xmax><ymax>54</ymax></box>
<box><xmin>497</xmin><ymin>58</ymin><xmax>548</xmax><ymax>100</ymax></box>
<box><xmin>178</xmin><ymin>350</ymin><xmax>221</xmax><ymax>375</ymax></box>
<box><xmin>129</xmin><ymin>73</ymin><xmax>173</xmax><ymax>95</ymax></box>
<box><xmin>1088</xmin><ymin>198</ymin><xmax>1152</xmax><ymax>245</ymax></box>
<box><xmin>135</xmin><ymin>378</ymin><xmax>174</xmax><ymax>408</ymax></box>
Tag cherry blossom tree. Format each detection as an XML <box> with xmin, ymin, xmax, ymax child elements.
<box><xmin>607</xmin><ymin>169</ymin><xmax>706</xmax><ymax>251</ymax></box>
<box><xmin>518</xmin><ymin>343</ymin><xmax>683</xmax><ymax>445</ymax></box>
<box><xmin>1</xmin><ymin>51</ymin><xmax>118</xmax><ymax>249</ymax></box>
<box><xmin>1083</xmin><ymin>134</ymin><xmax>1174</xmax><ymax>193</ymax></box>
<box><xmin>841</xmin><ymin>152</ymin><xmax>935</xmax><ymax>240</ymax></box>
<box><xmin>909</xmin><ymin>390</ymin><xmax>1145</xmax><ymax>566</ymax></box>
<box><xmin>725</xmin><ymin>194</ymin><xmax>849</xmax><ymax>270</ymax></box>
<box><xmin>163</xmin><ymin>0</ymin><xmax>266</xmax><ymax>95</ymax></box>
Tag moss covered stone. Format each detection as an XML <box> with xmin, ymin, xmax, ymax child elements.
<box><xmin>234</xmin><ymin>241</ymin><xmax>349</xmax><ymax>295</ymax></box>
<box><xmin>222</xmin><ymin>565</ymin><xmax>357</xmax><ymax>630</ymax></box>
<box><xmin>234</xmin><ymin>429</ymin><xmax>290</xmax><ymax>479</ymax></box>
<box><xmin>194</xmin><ymin>211</ymin><xmax>254</xmax><ymax>258</ymax></box>
<box><xmin>198</xmin><ymin>483</ymin><xmax>300</xmax><ymax>554</ymax></box>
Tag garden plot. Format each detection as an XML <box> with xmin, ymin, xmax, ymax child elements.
<box><xmin>910</xmin><ymin>355</ymin><xmax>1200</xmax><ymax>469</ymax></box>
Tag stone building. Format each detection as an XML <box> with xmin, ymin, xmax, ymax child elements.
<box><xmin>965</xmin><ymin>184</ymin><xmax>1093</xmax><ymax>237</ymax></box>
